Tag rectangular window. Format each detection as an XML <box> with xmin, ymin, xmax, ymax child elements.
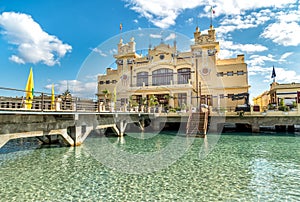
<box><xmin>106</xmin><ymin>80</ymin><xmax>110</xmax><ymax>84</ymax></box>
<box><xmin>99</xmin><ymin>81</ymin><xmax>104</xmax><ymax>85</ymax></box>
<box><xmin>178</xmin><ymin>68</ymin><xmax>191</xmax><ymax>84</ymax></box>
<box><xmin>227</xmin><ymin>94</ymin><xmax>234</xmax><ymax>99</ymax></box>
<box><xmin>237</xmin><ymin>71</ymin><xmax>244</xmax><ymax>75</ymax></box>
<box><xmin>207</xmin><ymin>95</ymin><xmax>213</xmax><ymax>106</ymax></box>
<box><xmin>152</xmin><ymin>68</ymin><xmax>173</xmax><ymax>86</ymax></box>
<box><xmin>177</xmin><ymin>93</ymin><xmax>187</xmax><ymax>107</ymax></box>
<box><xmin>121</xmin><ymin>98</ymin><xmax>128</xmax><ymax>105</ymax></box>
<box><xmin>200</xmin><ymin>95</ymin><xmax>206</xmax><ymax>105</ymax></box>
<box><xmin>219</xmin><ymin>94</ymin><xmax>224</xmax><ymax>99</ymax></box>
<box><xmin>227</xmin><ymin>71</ymin><xmax>234</xmax><ymax>76</ymax></box>
<box><xmin>137</xmin><ymin>72</ymin><xmax>148</xmax><ymax>87</ymax></box>
<box><xmin>217</xmin><ymin>72</ymin><xmax>223</xmax><ymax>77</ymax></box>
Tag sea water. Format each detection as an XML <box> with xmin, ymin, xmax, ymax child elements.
<box><xmin>0</xmin><ymin>132</ymin><xmax>299</xmax><ymax>201</ymax></box>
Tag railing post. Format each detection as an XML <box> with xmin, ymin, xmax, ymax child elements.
<box><xmin>75</xmin><ymin>97</ymin><xmax>78</xmax><ymax>112</ymax></box>
<box><xmin>41</xmin><ymin>93</ymin><xmax>44</xmax><ymax>112</ymax></box>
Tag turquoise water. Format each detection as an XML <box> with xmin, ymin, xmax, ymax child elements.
<box><xmin>0</xmin><ymin>133</ymin><xmax>300</xmax><ymax>201</ymax></box>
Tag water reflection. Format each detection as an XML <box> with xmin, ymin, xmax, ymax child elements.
<box><xmin>0</xmin><ymin>134</ymin><xmax>299</xmax><ymax>201</ymax></box>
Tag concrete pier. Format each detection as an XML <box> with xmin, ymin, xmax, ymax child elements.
<box><xmin>0</xmin><ymin>111</ymin><xmax>152</xmax><ymax>148</ymax></box>
<box><xmin>1</xmin><ymin>110</ymin><xmax>300</xmax><ymax>149</ymax></box>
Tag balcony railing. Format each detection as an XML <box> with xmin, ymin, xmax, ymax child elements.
<box><xmin>0</xmin><ymin>86</ymin><xmax>98</xmax><ymax>112</ymax></box>
<box><xmin>130</xmin><ymin>80</ymin><xmax>193</xmax><ymax>88</ymax></box>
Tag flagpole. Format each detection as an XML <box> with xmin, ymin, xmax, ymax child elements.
<box><xmin>210</xmin><ymin>7</ymin><xmax>212</xmax><ymax>27</ymax></box>
<box><xmin>120</xmin><ymin>23</ymin><xmax>123</xmax><ymax>40</ymax></box>
<box><xmin>210</xmin><ymin>6</ymin><xmax>215</xmax><ymax>28</ymax></box>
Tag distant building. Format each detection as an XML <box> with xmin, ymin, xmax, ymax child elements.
<box><xmin>253</xmin><ymin>82</ymin><xmax>300</xmax><ymax>110</ymax></box>
<box><xmin>97</xmin><ymin>26</ymin><xmax>250</xmax><ymax>111</ymax></box>
<box><xmin>269</xmin><ymin>82</ymin><xmax>300</xmax><ymax>106</ymax></box>
<box><xmin>253</xmin><ymin>91</ymin><xmax>269</xmax><ymax>111</ymax></box>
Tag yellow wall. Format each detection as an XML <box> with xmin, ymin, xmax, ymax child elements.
<box><xmin>97</xmin><ymin>26</ymin><xmax>250</xmax><ymax>111</ymax></box>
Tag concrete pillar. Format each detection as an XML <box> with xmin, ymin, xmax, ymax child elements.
<box><xmin>120</xmin><ymin>120</ymin><xmax>127</xmax><ymax>136</ymax></box>
<box><xmin>0</xmin><ymin>136</ymin><xmax>9</xmax><ymax>148</ymax></box>
<box><xmin>252</xmin><ymin>123</ymin><xmax>260</xmax><ymax>133</ymax></box>
<box><xmin>76</xmin><ymin>125</ymin><xmax>93</xmax><ymax>144</ymax></box>
<box><xmin>99</xmin><ymin>102</ymin><xmax>103</xmax><ymax>112</ymax></box>
<box><xmin>152</xmin><ymin>119</ymin><xmax>161</xmax><ymax>131</ymax></box>
<box><xmin>169</xmin><ymin>92</ymin><xmax>174</xmax><ymax>108</ymax></box>
<box><xmin>187</xmin><ymin>90</ymin><xmax>192</xmax><ymax>107</ymax></box>
<box><xmin>174</xmin><ymin>70</ymin><xmax>178</xmax><ymax>84</ymax></box>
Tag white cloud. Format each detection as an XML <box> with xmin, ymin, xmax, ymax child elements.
<box><xmin>186</xmin><ymin>17</ymin><xmax>193</xmax><ymax>24</ymax></box>
<box><xmin>149</xmin><ymin>34</ymin><xmax>162</xmax><ymax>39</ymax></box>
<box><xmin>45</xmin><ymin>80</ymin><xmax>97</xmax><ymax>98</ymax></box>
<box><xmin>264</xmin><ymin>67</ymin><xmax>300</xmax><ymax>83</ymax></box>
<box><xmin>109</xmin><ymin>48</ymin><xmax>117</xmax><ymax>55</ymax></box>
<box><xmin>124</xmin><ymin>0</ymin><xmax>296</xmax><ymax>28</ymax></box>
<box><xmin>165</xmin><ymin>33</ymin><xmax>176</xmax><ymax>41</ymax></box>
<box><xmin>247</xmin><ymin>54</ymin><xmax>275</xmax><ymax>66</ymax></box>
<box><xmin>0</xmin><ymin>12</ymin><xmax>72</xmax><ymax>66</ymax></box>
<box><xmin>248</xmin><ymin>65</ymin><xmax>271</xmax><ymax>76</ymax></box>
<box><xmin>279</xmin><ymin>52</ymin><xmax>293</xmax><ymax>62</ymax></box>
<box><xmin>218</xmin><ymin>49</ymin><xmax>234</xmax><ymax>59</ymax></box>
<box><xmin>248</xmin><ymin>65</ymin><xmax>300</xmax><ymax>84</ymax></box>
<box><xmin>91</xmin><ymin>47</ymin><xmax>108</xmax><ymax>57</ymax></box>
<box><xmin>9</xmin><ymin>55</ymin><xmax>25</xmax><ymax>64</ymax></box>
<box><xmin>258</xmin><ymin>9</ymin><xmax>300</xmax><ymax>46</ymax></box>
<box><xmin>210</xmin><ymin>1</ymin><xmax>295</xmax><ymax>17</ymax></box>
<box><xmin>276</xmin><ymin>10</ymin><xmax>300</xmax><ymax>23</ymax></box>
<box><xmin>260</xmin><ymin>21</ymin><xmax>300</xmax><ymax>46</ymax></box>
<box><xmin>218</xmin><ymin>40</ymin><xmax>268</xmax><ymax>59</ymax></box>
<box><xmin>216</xmin><ymin>9</ymin><xmax>274</xmax><ymax>38</ymax></box>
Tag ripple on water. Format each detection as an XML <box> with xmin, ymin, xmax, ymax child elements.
<box><xmin>0</xmin><ymin>133</ymin><xmax>299</xmax><ymax>201</ymax></box>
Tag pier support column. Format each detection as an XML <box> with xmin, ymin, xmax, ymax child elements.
<box><xmin>251</xmin><ymin>123</ymin><xmax>260</xmax><ymax>133</ymax></box>
<box><xmin>120</xmin><ymin>120</ymin><xmax>127</xmax><ymax>136</ymax></box>
<box><xmin>75</xmin><ymin>125</ymin><xmax>93</xmax><ymax>145</ymax></box>
<box><xmin>0</xmin><ymin>136</ymin><xmax>9</xmax><ymax>148</ymax></box>
<box><xmin>152</xmin><ymin>119</ymin><xmax>161</xmax><ymax>131</ymax></box>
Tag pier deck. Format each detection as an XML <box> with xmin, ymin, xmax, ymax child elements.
<box><xmin>1</xmin><ymin>109</ymin><xmax>300</xmax><ymax>148</ymax></box>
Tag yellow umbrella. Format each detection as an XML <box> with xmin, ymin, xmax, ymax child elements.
<box><xmin>51</xmin><ymin>84</ymin><xmax>55</xmax><ymax>110</ymax></box>
<box><xmin>25</xmin><ymin>67</ymin><xmax>34</xmax><ymax>109</ymax></box>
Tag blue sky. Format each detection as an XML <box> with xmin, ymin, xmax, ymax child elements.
<box><xmin>0</xmin><ymin>0</ymin><xmax>299</xmax><ymax>101</ymax></box>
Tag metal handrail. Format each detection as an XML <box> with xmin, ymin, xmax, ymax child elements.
<box><xmin>0</xmin><ymin>86</ymin><xmax>98</xmax><ymax>112</ymax></box>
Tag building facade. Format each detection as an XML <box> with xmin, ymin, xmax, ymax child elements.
<box><xmin>253</xmin><ymin>91</ymin><xmax>269</xmax><ymax>112</ymax></box>
<box><xmin>269</xmin><ymin>82</ymin><xmax>300</xmax><ymax>106</ymax></box>
<box><xmin>253</xmin><ymin>82</ymin><xmax>300</xmax><ymax>111</ymax></box>
<box><xmin>97</xmin><ymin>26</ymin><xmax>250</xmax><ymax>112</ymax></box>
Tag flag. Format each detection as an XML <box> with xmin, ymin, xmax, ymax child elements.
<box><xmin>51</xmin><ymin>84</ymin><xmax>55</xmax><ymax>110</ymax></box>
<box><xmin>210</xmin><ymin>6</ymin><xmax>215</xmax><ymax>14</ymax></box>
<box><xmin>25</xmin><ymin>67</ymin><xmax>34</xmax><ymax>109</ymax></box>
<box><xmin>271</xmin><ymin>65</ymin><xmax>276</xmax><ymax>79</ymax></box>
<box><xmin>120</xmin><ymin>23</ymin><xmax>123</xmax><ymax>31</ymax></box>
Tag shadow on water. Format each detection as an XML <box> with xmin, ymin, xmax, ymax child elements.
<box><xmin>0</xmin><ymin>137</ymin><xmax>64</xmax><ymax>154</ymax></box>
<box><xmin>223</xmin><ymin>132</ymin><xmax>300</xmax><ymax>137</ymax></box>
<box><xmin>1</xmin><ymin>129</ymin><xmax>299</xmax><ymax>154</ymax></box>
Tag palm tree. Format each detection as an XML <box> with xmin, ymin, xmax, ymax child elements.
<box><xmin>164</xmin><ymin>94</ymin><xmax>174</xmax><ymax>106</ymax></box>
<box><xmin>148</xmin><ymin>95</ymin><xmax>158</xmax><ymax>113</ymax></box>
<box><xmin>140</xmin><ymin>97</ymin><xmax>147</xmax><ymax>112</ymax></box>
<box><xmin>102</xmin><ymin>89</ymin><xmax>110</xmax><ymax>109</ymax></box>
<box><xmin>102</xmin><ymin>89</ymin><xmax>110</xmax><ymax>99</ymax></box>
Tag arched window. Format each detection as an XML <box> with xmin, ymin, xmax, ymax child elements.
<box><xmin>178</xmin><ymin>68</ymin><xmax>191</xmax><ymax>84</ymax></box>
<box><xmin>152</xmin><ymin>68</ymin><xmax>173</xmax><ymax>86</ymax></box>
<box><xmin>137</xmin><ymin>72</ymin><xmax>148</xmax><ymax>86</ymax></box>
